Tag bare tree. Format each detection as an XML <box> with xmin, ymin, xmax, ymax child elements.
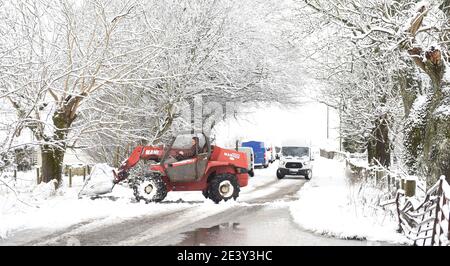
<box><xmin>76</xmin><ymin>0</ymin><xmax>304</xmax><ymax>167</ymax></box>
<box><xmin>2</xmin><ymin>0</ymin><xmax>155</xmax><ymax>183</ymax></box>
<box><xmin>297</xmin><ymin>0</ymin><xmax>450</xmax><ymax>184</ymax></box>
<box><xmin>1</xmin><ymin>0</ymin><xmax>304</xmax><ymax>183</ymax></box>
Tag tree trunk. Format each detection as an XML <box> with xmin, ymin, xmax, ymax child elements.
<box><xmin>404</xmin><ymin>116</ymin><xmax>426</xmax><ymax>174</ymax></box>
<box><xmin>397</xmin><ymin>66</ymin><xmax>426</xmax><ymax>174</ymax></box>
<box><xmin>374</xmin><ymin>114</ymin><xmax>391</xmax><ymax>168</ymax></box>
<box><xmin>367</xmin><ymin>137</ymin><xmax>375</xmax><ymax>166</ymax></box>
<box><xmin>40</xmin><ymin>145</ymin><xmax>65</xmax><ymax>183</ymax></box>
<box><xmin>422</xmin><ymin>82</ymin><xmax>450</xmax><ymax>186</ymax></box>
<box><xmin>368</xmin><ymin>114</ymin><xmax>391</xmax><ymax>168</ymax></box>
<box><xmin>397</xmin><ymin>65</ymin><xmax>423</xmax><ymax>118</ymax></box>
<box><xmin>404</xmin><ymin>46</ymin><xmax>449</xmax><ymax>186</ymax></box>
<box><xmin>39</xmin><ymin>109</ymin><xmax>74</xmax><ymax>185</ymax></box>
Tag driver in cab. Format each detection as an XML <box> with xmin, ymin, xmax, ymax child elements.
<box><xmin>176</xmin><ymin>137</ymin><xmax>200</xmax><ymax>161</ymax></box>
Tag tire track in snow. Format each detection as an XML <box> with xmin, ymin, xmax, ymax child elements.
<box><xmin>24</xmin><ymin>207</ymin><xmax>198</xmax><ymax>246</ymax></box>
<box><xmin>119</xmin><ymin>179</ymin><xmax>306</xmax><ymax>245</ymax></box>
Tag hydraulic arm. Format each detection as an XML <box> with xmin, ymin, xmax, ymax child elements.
<box><xmin>113</xmin><ymin>145</ymin><xmax>164</xmax><ymax>183</ymax></box>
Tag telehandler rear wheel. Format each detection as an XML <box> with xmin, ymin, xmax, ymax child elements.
<box><xmin>131</xmin><ymin>172</ymin><xmax>167</xmax><ymax>203</ymax></box>
<box><xmin>207</xmin><ymin>173</ymin><xmax>240</xmax><ymax>204</ymax></box>
<box><xmin>202</xmin><ymin>189</ymin><xmax>209</xmax><ymax>199</ymax></box>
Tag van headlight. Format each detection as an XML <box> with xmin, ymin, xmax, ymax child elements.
<box><xmin>279</xmin><ymin>160</ymin><xmax>286</xmax><ymax>166</ymax></box>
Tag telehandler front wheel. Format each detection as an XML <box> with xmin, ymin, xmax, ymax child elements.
<box><xmin>131</xmin><ymin>172</ymin><xmax>167</xmax><ymax>203</ymax></box>
<box><xmin>207</xmin><ymin>173</ymin><xmax>240</xmax><ymax>204</ymax></box>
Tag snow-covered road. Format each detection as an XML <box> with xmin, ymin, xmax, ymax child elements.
<box><xmin>0</xmin><ymin>164</ymin><xmax>306</xmax><ymax>245</ymax></box>
<box><xmin>0</xmin><ymin>159</ymin><xmax>400</xmax><ymax>246</ymax></box>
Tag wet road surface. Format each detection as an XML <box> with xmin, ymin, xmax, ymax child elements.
<box><xmin>170</xmin><ymin>207</ymin><xmax>377</xmax><ymax>246</ymax></box>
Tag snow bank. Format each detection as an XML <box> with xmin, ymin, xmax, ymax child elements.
<box><xmin>32</xmin><ymin>180</ymin><xmax>57</xmax><ymax>200</ymax></box>
<box><xmin>289</xmin><ymin>157</ymin><xmax>408</xmax><ymax>244</ymax></box>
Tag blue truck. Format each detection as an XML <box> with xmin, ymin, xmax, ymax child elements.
<box><xmin>241</xmin><ymin>141</ymin><xmax>269</xmax><ymax>168</ymax></box>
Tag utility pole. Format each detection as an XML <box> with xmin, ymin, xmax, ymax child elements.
<box><xmin>326</xmin><ymin>105</ymin><xmax>329</xmax><ymax>140</ymax></box>
<box><xmin>339</xmin><ymin>106</ymin><xmax>342</xmax><ymax>152</ymax></box>
<box><xmin>339</xmin><ymin>96</ymin><xmax>344</xmax><ymax>152</ymax></box>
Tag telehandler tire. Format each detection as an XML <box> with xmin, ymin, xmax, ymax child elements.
<box><xmin>207</xmin><ymin>173</ymin><xmax>240</xmax><ymax>204</ymax></box>
<box><xmin>131</xmin><ymin>172</ymin><xmax>167</xmax><ymax>203</ymax></box>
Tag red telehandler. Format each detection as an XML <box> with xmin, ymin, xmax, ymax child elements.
<box><xmin>91</xmin><ymin>132</ymin><xmax>249</xmax><ymax>203</ymax></box>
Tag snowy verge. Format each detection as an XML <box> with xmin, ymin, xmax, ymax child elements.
<box><xmin>289</xmin><ymin>157</ymin><xmax>409</xmax><ymax>244</ymax></box>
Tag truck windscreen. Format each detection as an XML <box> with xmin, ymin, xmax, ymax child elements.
<box><xmin>281</xmin><ymin>147</ymin><xmax>309</xmax><ymax>157</ymax></box>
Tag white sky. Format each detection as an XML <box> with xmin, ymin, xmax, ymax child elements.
<box><xmin>213</xmin><ymin>102</ymin><xmax>340</xmax><ymax>150</ymax></box>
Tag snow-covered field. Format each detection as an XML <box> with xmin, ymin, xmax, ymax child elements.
<box><xmin>289</xmin><ymin>157</ymin><xmax>409</xmax><ymax>244</ymax></box>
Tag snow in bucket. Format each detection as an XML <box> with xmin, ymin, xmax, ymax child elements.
<box><xmin>78</xmin><ymin>164</ymin><xmax>116</xmax><ymax>197</ymax></box>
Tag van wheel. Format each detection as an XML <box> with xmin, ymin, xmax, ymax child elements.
<box><xmin>305</xmin><ymin>170</ymin><xmax>312</xmax><ymax>180</ymax></box>
<box><xmin>208</xmin><ymin>174</ymin><xmax>240</xmax><ymax>204</ymax></box>
<box><xmin>276</xmin><ymin>169</ymin><xmax>285</xmax><ymax>179</ymax></box>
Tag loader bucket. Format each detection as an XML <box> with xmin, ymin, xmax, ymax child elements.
<box><xmin>78</xmin><ymin>164</ymin><xmax>116</xmax><ymax>198</ymax></box>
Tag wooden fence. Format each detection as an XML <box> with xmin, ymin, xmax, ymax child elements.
<box><xmin>319</xmin><ymin>149</ymin><xmax>348</xmax><ymax>161</ymax></box>
<box><xmin>320</xmin><ymin>149</ymin><xmax>398</xmax><ymax>192</ymax></box>
<box><xmin>35</xmin><ymin>165</ymin><xmax>92</xmax><ymax>187</ymax></box>
<box><xmin>395</xmin><ymin>176</ymin><xmax>450</xmax><ymax>246</ymax></box>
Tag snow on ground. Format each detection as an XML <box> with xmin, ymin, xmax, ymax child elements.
<box><xmin>0</xmin><ymin>162</ymin><xmax>280</xmax><ymax>241</ymax></box>
<box><xmin>238</xmin><ymin>165</ymin><xmax>280</xmax><ymax>201</ymax></box>
<box><xmin>0</xmin><ymin>165</ymin><xmax>202</xmax><ymax>240</ymax></box>
<box><xmin>1</xmin><ymin>157</ymin><xmax>410</xmax><ymax>244</ymax></box>
<box><xmin>0</xmin><ymin>173</ymin><xmax>190</xmax><ymax>240</ymax></box>
<box><xmin>289</xmin><ymin>157</ymin><xmax>409</xmax><ymax>244</ymax></box>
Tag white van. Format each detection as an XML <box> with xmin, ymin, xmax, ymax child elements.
<box><xmin>277</xmin><ymin>144</ymin><xmax>314</xmax><ymax>180</ymax></box>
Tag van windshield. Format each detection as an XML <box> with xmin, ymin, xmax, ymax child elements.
<box><xmin>282</xmin><ymin>146</ymin><xmax>309</xmax><ymax>157</ymax></box>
